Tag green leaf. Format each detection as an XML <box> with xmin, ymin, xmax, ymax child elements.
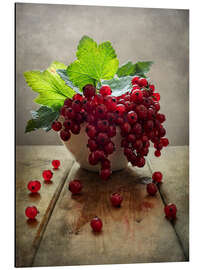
<box><xmin>102</xmin><ymin>76</ymin><xmax>134</xmax><ymax>97</ymax></box>
<box><xmin>57</xmin><ymin>69</ymin><xmax>82</xmax><ymax>94</ymax></box>
<box><xmin>67</xmin><ymin>36</ymin><xmax>119</xmax><ymax>90</ymax></box>
<box><xmin>25</xmin><ymin>106</ymin><xmax>59</xmax><ymax>133</ymax></box>
<box><xmin>24</xmin><ymin>61</ymin><xmax>76</xmax><ymax>109</ymax></box>
<box><xmin>117</xmin><ymin>61</ymin><xmax>153</xmax><ymax>78</ymax></box>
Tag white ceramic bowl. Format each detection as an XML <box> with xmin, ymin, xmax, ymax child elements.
<box><xmin>60</xmin><ymin>125</ymin><xmax>128</xmax><ymax>172</ymax></box>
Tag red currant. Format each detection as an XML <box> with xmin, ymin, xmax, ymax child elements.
<box><xmin>60</xmin><ymin>130</ymin><xmax>71</xmax><ymax>141</ymax></box>
<box><xmin>52</xmin><ymin>121</ymin><xmax>62</xmax><ymax>131</ymax></box>
<box><xmin>90</xmin><ymin>217</ymin><xmax>103</xmax><ymax>232</ymax></box>
<box><xmin>110</xmin><ymin>193</ymin><xmax>123</xmax><ymax>207</ymax></box>
<box><xmin>147</xmin><ymin>183</ymin><xmax>158</xmax><ymax>196</ymax></box>
<box><xmin>99</xmin><ymin>85</ymin><xmax>112</xmax><ymax>96</ymax></box>
<box><xmin>152</xmin><ymin>171</ymin><xmax>163</xmax><ymax>183</ymax></box>
<box><xmin>52</xmin><ymin>160</ymin><xmax>60</xmax><ymax>170</ymax></box>
<box><xmin>164</xmin><ymin>203</ymin><xmax>177</xmax><ymax>220</ymax></box>
<box><xmin>42</xmin><ymin>170</ymin><xmax>53</xmax><ymax>182</ymax></box>
<box><xmin>69</xmin><ymin>180</ymin><xmax>82</xmax><ymax>194</ymax></box>
<box><xmin>25</xmin><ymin>206</ymin><xmax>38</xmax><ymax>219</ymax></box>
<box><xmin>100</xmin><ymin>168</ymin><xmax>111</xmax><ymax>180</ymax></box>
<box><xmin>83</xmin><ymin>84</ymin><xmax>96</xmax><ymax>99</ymax></box>
<box><xmin>27</xmin><ymin>180</ymin><xmax>41</xmax><ymax>193</ymax></box>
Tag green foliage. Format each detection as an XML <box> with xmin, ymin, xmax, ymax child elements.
<box><xmin>25</xmin><ymin>106</ymin><xmax>59</xmax><ymax>133</ymax></box>
<box><xmin>117</xmin><ymin>61</ymin><xmax>153</xmax><ymax>78</ymax></box>
<box><xmin>66</xmin><ymin>36</ymin><xmax>119</xmax><ymax>90</ymax></box>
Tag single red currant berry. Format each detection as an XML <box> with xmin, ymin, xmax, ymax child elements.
<box><xmin>100</xmin><ymin>168</ymin><xmax>111</xmax><ymax>180</ymax></box>
<box><xmin>115</xmin><ymin>116</ymin><xmax>124</xmax><ymax>126</ymax></box>
<box><xmin>64</xmin><ymin>98</ymin><xmax>72</xmax><ymax>107</ymax></box>
<box><xmin>93</xmin><ymin>93</ymin><xmax>104</xmax><ymax>104</ymax></box>
<box><xmin>104</xmin><ymin>141</ymin><xmax>115</xmax><ymax>155</ymax></box>
<box><xmin>63</xmin><ymin>119</ymin><xmax>73</xmax><ymax>130</ymax></box>
<box><xmin>101</xmin><ymin>159</ymin><xmax>111</xmax><ymax>169</ymax></box>
<box><xmin>94</xmin><ymin>150</ymin><xmax>106</xmax><ymax>161</ymax></box>
<box><xmin>132</xmin><ymin>122</ymin><xmax>142</xmax><ymax>134</ymax></box>
<box><xmin>131</xmin><ymin>76</ymin><xmax>140</xmax><ymax>85</ymax></box>
<box><xmin>110</xmin><ymin>193</ymin><xmax>123</xmax><ymax>207</ymax></box>
<box><xmin>69</xmin><ymin>180</ymin><xmax>82</xmax><ymax>195</ymax></box>
<box><xmin>73</xmin><ymin>93</ymin><xmax>83</xmax><ymax>101</ymax></box>
<box><xmin>52</xmin><ymin>121</ymin><xmax>62</xmax><ymax>131</ymax></box>
<box><xmin>88</xmin><ymin>152</ymin><xmax>99</xmax><ymax>165</ymax></box>
<box><xmin>153</xmin><ymin>93</ymin><xmax>160</xmax><ymax>101</ymax></box>
<box><xmin>152</xmin><ymin>171</ymin><xmax>163</xmax><ymax>183</ymax></box>
<box><xmin>159</xmin><ymin>126</ymin><xmax>166</xmax><ymax>137</ymax></box>
<box><xmin>86</xmin><ymin>124</ymin><xmax>97</xmax><ymax>138</ymax></box>
<box><xmin>157</xmin><ymin>113</ymin><xmax>166</xmax><ymax>123</ymax></box>
<box><xmin>65</xmin><ymin>107</ymin><xmax>76</xmax><ymax>119</ymax></box>
<box><xmin>25</xmin><ymin>206</ymin><xmax>38</xmax><ymax>219</ymax></box>
<box><xmin>154</xmin><ymin>142</ymin><xmax>163</xmax><ymax>150</ymax></box>
<box><xmin>70</xmin><ymin>123</ymin><xmax>81</xmax><ymax>135</ymax></box>
<box><xmin>136</xmin><ymin>104</ymin><xmax>148</xmax><ymax>119</ymax></box>
<box><xmin>161</xmin><ymin>138</ymin><xmax>169</xmax><ymax>147</ymax></box>
<box><xmin>27</xmin><ymin>180</ymin><xmax>41</xmax><ymax>193</ymax></box>
<box><xmin>133</xmin><ymin>139</ymin><xmax>143</xmax><ymax>151</ymax></box>
<box><xmin>147</xmin><ymin>183</ymin><xmax>158</xmax><ymax>196</ymax></box>
<box><xmin>130</xmin><ymin>90</ymin><xmax>143</xmax><ymax>103</ymax></box>
<box><xmin>108</xmin><ymin>125</ymin><xmax>116</xmax><ymax>137</ymax></box>
<box><xmin>95</xmin><ymin>104</ymin><xmax>107</xmax><ymax>119</ymax></box>
<box><xmin>72</xmin><ymin>100</ymin><xmax>81</xmax><ymax>113</ymax></box>
<box><xmin>127</xmin><ymin>133</ymin><xmax>136</xmax><ymax>143</ymax></box>
<box><xmin>121</xmin><ymin>122</ymin><xmax>132</xmax><ymax>134</ymax></box>
<box><xmin>154</xmin><ymin>150</ymin><xmax>161</xmax><ymax>157</ymax></box>
<box><xmin>87</xmin><ymin>139</ymin><xmax>98</xmax><ymax>152</ymax></box>
<box><xmin>60</xmin><ymin>130</ymin><xmax>71</xmax><ymax>141</ymax></box>
<box><xmin>127</xmin><ymin>111</ymin><xmax>138</xmax><ymax>124</ymax></box>
<box><xmin>99</xmin><ymin>85</ymin><xmax>112</xmax><ymax>96</ymax></box>
<box><xmin>154</xmin><ymin>102</ymin><xmax>160</xmax><ymax>111</ymax></box>
<box><xmin>115</xmin><ymin>104</ymin><xmax>126</xmax><ymax>116</ymax></box>
<box><xmin>136</xmin><ymin>156</ymin><xmax>146</xmax><ymax>167</ymax></box>
<box><xmin>52</xmin><ymin>160</ymin><xmax>60</xmax><ymax>170</ymax></box>
<box><xmin>96</xmin><ymin>132</ymin><xmax>109</xmax><ymax>145</ymax></box>
<box><xmin>138</xmin><ymin>78</ymin><xmax>148</xmax><ymax>87</ymax></box>
<box><xmin>164</xmin><ymin>203</ymin><xmax>177</xmax><ymax>220</ymax></box>
<box><xmin>83</xmin><ymin>84</ymin><xmax>96</xmax><ymax>99</ymax></box>
<box><xmin>90</xmin><ymin>217</ymin><xmax>103</xmax><ymax>232</ymax></box>
<box><xmin>42</xmin><ymin>170</ymin><xmax>53</xmax><ymax>182</ymax></box>
<box><xmin>97</xmin><ymin>120</ymin><xmax>109</xmax><ymax>132</ymax></box>
<box><xmin>149</xmin><ymin>84</ymin><xmax>155</xmax><ymax>92</ymax></box>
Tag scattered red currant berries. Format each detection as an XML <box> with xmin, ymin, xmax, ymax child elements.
<box><xmin>164</xmin><ymin>203</ymin><xmax>177</xmax><ymax>220</ymax></box>
<box><xmin>152</xmin><ymin>171</ymin><xmax>163</xmax><ymax>183</ymax></box>
<box><xmin>42</xmin><ymin>170</ymin><xmax>53</xmax><ymax>182</ymax></box>
<box><xmin>90</xmin><ymin>217</ymin><xmax>103</xmax><ymax>232</ymax></box>
<box><xmin>52</xmin><ymin>160</ymin><xmax>60</xmax><ymax>170</ymax></box>
<box><xmin>110</xmin><ymin>193</ymin><xmax>123</xmax><ymax>207</ymax></box>
<box><xmin>69</xmin><ymin>180</ymin><xmax>82</xmax><ymax>195</ymax></box>
<box><xmin>147</xmin><ymin>183</ymin><xmax>158</xmax><ymax>196</ymax></box>
<box><xmin>25</xmin><ymin>206</ymin><xmax>39</xmax><ymax>219</ymax></box>
<box><xmin>27</xmin><ymin>180</ymin><xmax>41</xmax><ymax>193</ymax></box>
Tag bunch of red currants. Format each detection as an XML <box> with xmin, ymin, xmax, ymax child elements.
<box><xmin>52</xmin><ymin>76</ymin><xmax>169</xmax><ymax>181</ymax></box>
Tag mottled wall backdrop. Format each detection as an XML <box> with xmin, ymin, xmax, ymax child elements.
<box><xmin>16</xmin><ymin>3</ymin><xmax>189</xmax><ymax>145</ymax></box>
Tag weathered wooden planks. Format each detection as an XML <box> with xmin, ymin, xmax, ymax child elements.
<box><xmin>15</xmin><ymin>146</ymin><xmax>74</xmax><ymax>267</ymax></box>
<box><xmin>33</xmin><ymin>160</ymin><xmax>185</xmax><ymax>267</ymax></box>
<box><xmin>147</xmin><ymin>146</ymin><xmax>189</xmax><ymax>259</ymax></box>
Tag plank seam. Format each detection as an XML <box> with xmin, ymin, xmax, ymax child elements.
<box><xmin>146</xmin><ymin>158</ymin><xmax>189</xmax><ymax>261</ymax></box>
<box><xmin>30</xmin><ymin>160</ymin><xmax>75</xmax><ymax>266</ymax></box>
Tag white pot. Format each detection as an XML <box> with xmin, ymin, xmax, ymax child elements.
<box><xmin>60</xmin><ymin>125</ymin><xmax>128</xmax><ymax>172</ymax></box>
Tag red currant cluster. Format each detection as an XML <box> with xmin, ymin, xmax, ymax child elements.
<box><xmin>25</xmin><ymin>160</ymin><xmax>60</xmax><ymax>220</ymax></box>
<box><xmin>52</xmin><ymin>76</ymin><xmax>169</xmax><ymax>181</ymax></box>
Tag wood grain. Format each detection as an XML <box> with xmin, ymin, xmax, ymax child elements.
<box><xmin>33</xmin><ymin>161</ymin><xmax>185</xmax><ymax>266</ymax></box>
<box><xmin>148</xmin><ymin>146</ymin><xmax>189</xmax><ymax>259</ymax></box>
<box><xmin>15</xmin><ymin>146</ymin><xmax>74</xmax><ymax>267</ymax></box>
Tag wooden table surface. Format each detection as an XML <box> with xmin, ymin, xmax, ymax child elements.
<box><xmin>15</xmin><ymin>145</ymin><xmax>189</xmax><ymax>267</ymax></box>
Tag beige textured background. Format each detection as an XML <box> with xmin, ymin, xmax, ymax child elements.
<box><xmin>16</xmin><ymin>3</ymin><xmax>189</xmax><ymax>146</ymax></box>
